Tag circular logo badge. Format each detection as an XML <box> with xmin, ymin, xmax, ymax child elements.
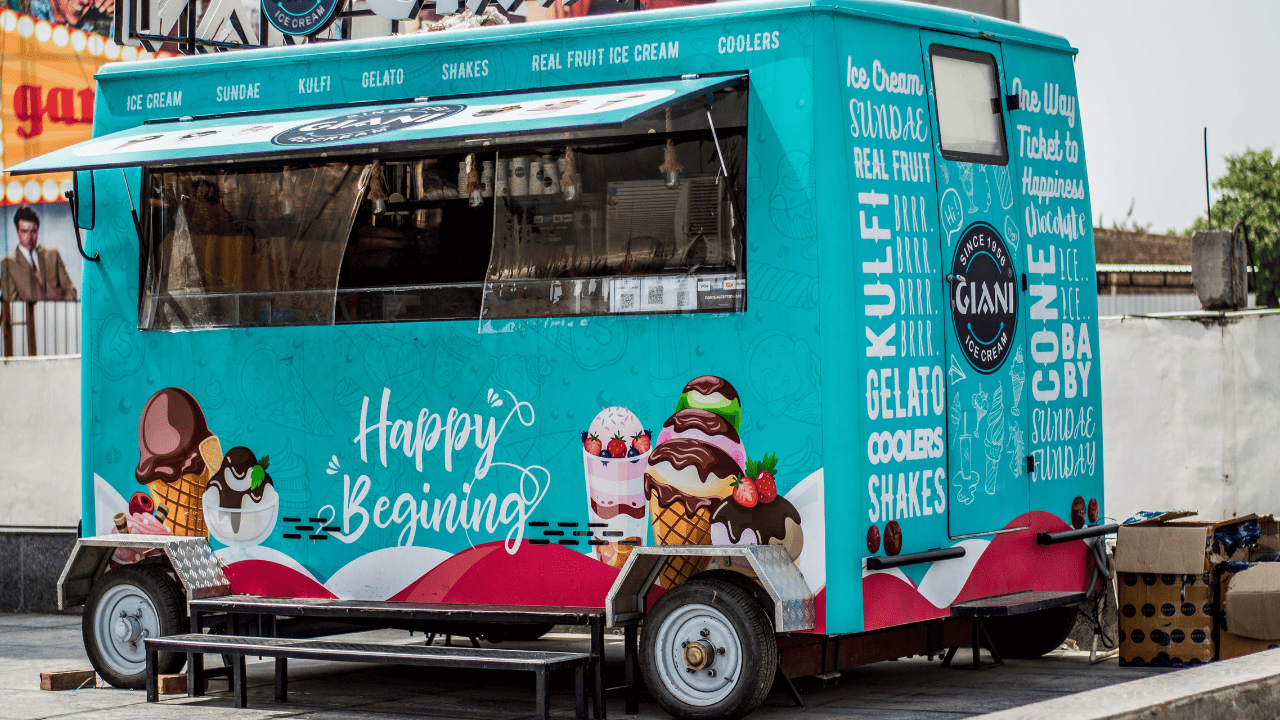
<box><xmin>272</xmin><ymin>105</ymin><xmax>466</xmax><ymax>147</ymax></box>
<box><xmin>262</xmin><ymin>0</ymin><xmax>343</xmax><ymax>36</ymax></box>
<box><xmin>949</xmin><ymin>221</ymin><xmax>1018</xmax><ymax>374</ymax></box>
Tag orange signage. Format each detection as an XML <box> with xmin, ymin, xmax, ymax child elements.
<box><xmin>0</xmin><ymin>10</ymin><xmax>171</xmax><ymax>205</ymax></box>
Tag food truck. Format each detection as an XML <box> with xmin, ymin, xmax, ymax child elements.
<box><xmin>16</xmin><ymin>0</ymin><xmax>1109</xmax><ymax>717</ymax></box>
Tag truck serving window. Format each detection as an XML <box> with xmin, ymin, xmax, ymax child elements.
<box><xmin>480</xmin><ymin>133</ymin><xmax>746</xmax><ymax>324</ymax></box>
<box><xmin>929</xmin><ymin>45</ymin><xmax>1008</xmax><ymax>165</ymax></box>
<box><xmin>140</xmin><ymin>163</ymin><xmax>371</xmax><ymax>330</ymax></box>
<box><xmin>137</xmin><ymin>84</ymin><xmax>746</xmax><ymax>331</ymax></box>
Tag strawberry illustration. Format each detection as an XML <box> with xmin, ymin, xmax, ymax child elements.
<box><xmin>631</xmin><ymin>431</ymin><xmax>651</xmax><ymax>454</ymax></box>
<box><xmin>128</xmin><ymin>492</ymin><xmax>155</xmax><ymax>516</ymax></box>
<box><xmin>607</xmin><ymin>434</ymin><xmax>628</xmax><ymax>459</ymax></box>
<box><xmin>730</xmin><ymin>476</ymin><xmax>759</xmax><ymax>508</ymax></box>
<box><xmin>746</xmin><ymin>453</ymin><xmax>779</xmax><ymax>503</ymax></box>
<box><xmin>584</xmin><ymin>433</ymin><xmax>602</xmax><ymax>456</ymax></box>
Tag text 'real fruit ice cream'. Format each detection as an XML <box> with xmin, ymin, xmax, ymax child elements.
<box><xmin>583</xmin><ymin>406</ymin><xmax>652</xmax><ymax>568</ymax></box>
<box><xmin>135</xmin><ymin>388</ymin><xmax>222</xmax><ymax>537</ymax></box>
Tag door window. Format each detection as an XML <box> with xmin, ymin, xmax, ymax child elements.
<box><xmin>929</xmin><ymin>45</ymin><xmax>1008</xmax><ymax>165</ymax></box>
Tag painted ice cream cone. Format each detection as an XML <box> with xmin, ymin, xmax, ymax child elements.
<box><xmin>644</xmin><ymin>438</ymin><xmax>742</xmax><ymax>588</ymax></box>
<box><xmin>135</xmin><ymin>388</ymin><xmax>218</xmax><ymax>538</ymax></box>
<box><xmin>650</xmin><ymin>498</ymin><xmax>714</xmax><ymax>587</ymax></box>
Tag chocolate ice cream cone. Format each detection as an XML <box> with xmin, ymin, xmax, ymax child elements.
<box><xmin>149</xmin><ymin>435</ymin><xmax>219</xmax><ymax>537</ymax></box>
<box><xmin>149</xmin><ymin>473</ymin><xmax>208</xmax><ymax>537</ymax></box>
<box><xmin>650</xmin><ymin>497</ymin><xmax>713</xmax><ymax>588</ymax></box>
<box><xmin>643</xmin><ymin>438</ymin><xmax>741</xmax><ymax>588</ymax></box>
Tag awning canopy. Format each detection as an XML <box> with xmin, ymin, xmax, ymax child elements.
<box><xmin>10</xmin><ymin>74</ymin><xmax>745</xmax><ymax>174</ymax></box>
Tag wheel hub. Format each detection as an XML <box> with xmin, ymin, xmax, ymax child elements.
<box><xmin>112</xmin><ymin>614</ymin><xmax>143</xmax><ymax>644</ymax></box>
<box><xmin>683</xmin><ymin>639</ymin><xmax>716</xmax><ymax>671</ymax></box>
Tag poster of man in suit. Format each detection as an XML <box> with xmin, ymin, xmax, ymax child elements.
<box><xmin>1</xmin><ymin>204</ymin><xmax>79</xmax><ymax>302</ymax></box>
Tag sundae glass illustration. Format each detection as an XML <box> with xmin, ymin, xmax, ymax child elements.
<box><xmin>582</xmin><ymin>407</ymin><xmax>652</xmax><ymax>568</ymax></box>
<box><xmin>202</xmin><ymin>446</ymin><xmax>279</xmax><ymax>554</ymax></box>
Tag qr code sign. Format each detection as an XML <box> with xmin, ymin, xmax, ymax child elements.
<box><xmin>677</xmin><ymin>291</ymin><xmax>690</xmax><ymax>307</ymax></box>
<box><xmin>620</xmin><ymin>293</ymin><xmax>636</xmax><ymax>310</ymax></box>
<box><xmin>647</xmin><ymin>285</ymin><xmax>665</xmax><ymax>305</ymax></box>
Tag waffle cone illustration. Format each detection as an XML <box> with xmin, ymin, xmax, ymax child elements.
<box><xmin>644</xmin><ymin>438</ymin><xmax>742</xmax><ymax>589</ymax></box>
<box><xmin>650</xmin><ymin>498</ymin><xmax>713</xmax><ymax>588</ymax></box>
<box><xmin>148</xmin><ymin>435</ymin><xmax>221</xmax><ymax>536</ymax></box>
<box><xmin>136</xmin><ymin>388</ymin><xmax>220</xmax><ymax>538</ymax></box>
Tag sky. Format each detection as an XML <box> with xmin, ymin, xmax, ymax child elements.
<box><xmin>1021</xmin><ymin>0</ymin><xmax>1280</xmax><ymax>234</ymax></box>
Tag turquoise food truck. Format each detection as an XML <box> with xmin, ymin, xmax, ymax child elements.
<box><xmin>18</xmin><ymin>0</ymin><xmax>1110</xmax><ymax>717</ymax></box>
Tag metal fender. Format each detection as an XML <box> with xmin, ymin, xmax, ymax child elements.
<box><xmin>57</xmin><ymin>536</ymin><xmax>230</xmax><ymax>610</ymax></box>
<box><xmin>605</xmin><ymin>545</ymin><xmax>815</xmax><ymax>632</ymax></box>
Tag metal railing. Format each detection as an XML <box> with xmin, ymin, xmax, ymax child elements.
<box><xmin>1</xmin><ymin>300</ymin><xmax>81</xmax><ymax>357</ymax></box>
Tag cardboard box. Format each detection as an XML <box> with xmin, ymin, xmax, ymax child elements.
<box><xmin>1117</xmin><ymin>571</ymin><xmax>1214</xmax><ymax>666</ymax></box>
<box><xmin>1217</xmin><ymin>561</ymin><xmax>1280</xmax><ymax>660</ymax></box>
<box><xmin>1115</xmin><ymin>511</ymin><xmax>1260</xmax><ymax>666</ymax></box>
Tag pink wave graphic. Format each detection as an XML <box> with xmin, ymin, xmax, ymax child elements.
<box><xmin>863</xmin><ymin>511</ymin><xmax>1091</xmax><ymax>630</ymax></box>
<box><xmin>223</xmin><ymin>560</ymin><xmax>337</xmax><ymax>599</ymax></box>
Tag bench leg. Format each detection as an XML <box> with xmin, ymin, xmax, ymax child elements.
<box><xmin>590</xmin><ymin>616</ymin><xmax>606</xmax><ymax>720</ymax></box>
<box><xmin>535</xmin><ymin>668</ymin><xmax>550</xmax><ymax>720</ymax></box>
<box><xmin>188</xmin><ymin>609</ymin><xmax>203</xmax><ymax>698</ymax></box>
<box><xmin>624</xmin><ymin>623</ymin><xmax>639</xmax><ymax>715</ymax></box>
<box><xmin>575</xmin><ymin>666</ymin><xmax>586</xmax><ymax>720</ymax></box>
<box><xmin>232</xmin><ymin>654</ymin><xmax>247</xmax><ymax>709</ymax></box>
<box><xmin>146</xmin><ymin>648</ymin><xmax>158</xmax><ymax>703</ymax></box>
<box><xmin>275</xmin><ymin>657</ymin><xmax>288</xmax><ymax>703</ymax></box>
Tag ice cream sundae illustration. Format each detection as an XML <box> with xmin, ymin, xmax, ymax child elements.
<box><xmin>707</xmin><ymin>453</ymin><xmax>805</xmax><ymax>575</ymax></box>
<box><xmin>203</xmin><ymin>446</ymin><xmax>280</xmax><ymax>548</ymax></box>
<box><xmin>135</xmin><ymin>388</ymin><xmax>223</xmax><ymax>537</ymax></box>
<box><xmin>583</xmin><ymin>407</ymin><xmax>652</xmax><ymax>568</ymax></box>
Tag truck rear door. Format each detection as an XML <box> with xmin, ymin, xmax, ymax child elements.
<box><xmin>918</xmin><ymin>30</ymin><xmax>1031</xmax><ymax>538</ymax></box>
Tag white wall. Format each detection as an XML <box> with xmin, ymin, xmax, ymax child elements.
<box><xmin>0</xmin><ymin>356</ymin><xmax>79</xmax><ymax>528</ymax></box>
<box><xmin>1100</xmin><ymin>311</ymin><xmax>1280</xmax><ymax>523</ymax></box>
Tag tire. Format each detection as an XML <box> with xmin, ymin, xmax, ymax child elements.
<box><xmin>984</xmin><ymin>606</ymin><xmax>1079</xmax><ymax>659</ymax></box>
<box><xmin>83</xmin><ymin>564</ymin><xmax>188</xmax><ymax>689</ymax></box>
<box><xmin>641</xmin><ymin>578</ymin><xmax>778</xmax><ymax>720</ymax></box>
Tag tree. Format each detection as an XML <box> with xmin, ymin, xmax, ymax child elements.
<box><xmin>1186</xmin><ymin>148</ymin><xmax>1280</xmax><ymax>306</ymax></box>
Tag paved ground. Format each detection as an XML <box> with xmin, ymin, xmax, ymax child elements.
<box><xmin>0</xmin><ymin>612</ymin><xmax>1171</xmax><ymax>720</ymax></box>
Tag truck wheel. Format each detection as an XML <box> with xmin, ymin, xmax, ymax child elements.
<box><xmin>641</xmin><ymin>577</ymin><xmax>777</xmax><ymax>720</ymax></box>
<box><xmin>83</xmin><ymin>565</ymin><xmax>188</xmax><ymax>689</ymax></box>
<box><xmin>984</xmin><ymin>606</ymin><xmax>1079</xmax><ymax>659</ymax></box>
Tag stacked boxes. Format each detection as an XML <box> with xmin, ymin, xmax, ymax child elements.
<box><xmin>1114</xmin><ymin>511</ymin><xmax>1267</xmax><ymax>667</ymax></box>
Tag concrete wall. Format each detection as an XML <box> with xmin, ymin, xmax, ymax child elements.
<box><xmin>1100</xmin><ymin>311</ymin><xmax>1280</xmax><ymax>523</ymax></box>
<box><xmin>0</xmin><ymin>355</ymin><xmax>80</xmax><ymax>530</ymax></box>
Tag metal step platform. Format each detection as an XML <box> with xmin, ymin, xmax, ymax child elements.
<box><xmin>951</xmin><ymin>591</ymin><xmax>1088</xmax><ymax>617</ymax></box>
<box><xmin>944</xmin><ymin>591</ymin><xmax>1089</xmax><ymax>669</ymax></box>
<box><xmin>187</xmin><ymin>595</ymin><xmax>640</xmax><ymax>718</ymax></box>
<box><xmin>146</xmin><ymin>633</ymin><xmax>591</xmax><ymax>720</ymax></box>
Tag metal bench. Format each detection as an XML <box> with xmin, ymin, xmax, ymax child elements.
<box><xmin>145</xmin><ymin>634</ymin><xmax>591</xmax><ymax>720</ymax></box>
<box><xmin>187</xmin><ymin>596</ymin><xmax>641</xmax><ymax>718</ymax></box>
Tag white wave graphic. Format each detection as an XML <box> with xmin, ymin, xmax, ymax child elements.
<box><xmin>862</xmin><ymin>538</ymin><xmax>991</xmax><ymax>609</ymax></box>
